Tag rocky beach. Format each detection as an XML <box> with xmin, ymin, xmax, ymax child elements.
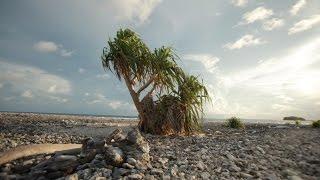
<box><xmin>0</xmin><ymin>112</ymin><xmax>319</xmax><ymax>180</ymax></box>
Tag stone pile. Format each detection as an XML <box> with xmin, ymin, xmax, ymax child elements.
<box><xmin>0</xmin><ymin>128</ymin><xmax>150</xmax><ymax>180</ymax></box>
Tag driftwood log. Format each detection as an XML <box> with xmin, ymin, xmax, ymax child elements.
<box><xmin>0</xmin><ymin>144</ymin><xmax>81</xmax><ymax>166</ymax></box>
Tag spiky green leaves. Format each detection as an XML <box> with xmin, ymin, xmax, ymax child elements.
<box><xmin>101</xmin><ymin>28</ymin><xmax>211</xmax><ymax>135</ymax></box>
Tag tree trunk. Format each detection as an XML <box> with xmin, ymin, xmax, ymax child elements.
<box><xmin>122</xmin><ymin>75</ymin><xmax>148</xmax><ymax>132</ymax></box>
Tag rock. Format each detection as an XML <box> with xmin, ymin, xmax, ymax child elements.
<box><xmin>0</xmin><ymin>173</ymin><xmax>8</xmax><ymax>180</ymax></box>
<box><xmin>93</xmin><ymin>168</ymin><xmax>112</xmax><ymax>177</ymax></box>
<box><xmin>256</xmin><ymin>146</ymin><xmax>265</xmax><ymax>154</ymax></box>
<box><xmin>65</xmin><ymin>173</ymin><xmax>78</xmax><ymax>180</ymax></box>
<box><xmin>196</xmin><ymin>161</ymin><xmax>206</xmax><ymax>170</ymax></box>
<box><xmin>121</xmin><ymin>129</ymin><xmax>150</xmax><ymax>165</ymax></box>
<box><xmin>127</xmin><ymin>158</ymin><xmax>137</xmax><ymax>166</ymax></box>
<box><xmin>226</xmin><ymin>153</ymin><xmax>237</xmax><ymax>161</ymax></box>
<box><xmin>229</xmin><ymin>164</ymin><xmax>241</xmax><ymax>172</ymax></box>
<box><xmin>282</xmin><ymin>169</ymin><xmax>298</xmax><ymax>176</ymax></box>
<box><xmin>157</xmin><ymin>157</ymin><xmax>169</xmax><ymax>167</ymax></box>
<box><xmin>170</xmin><ymin>164</ymin><xmax>179</xmax><ymax>177</ymax></box>
<box><xmin>150</xmin><ymin>168</ymin><xmax>164</xmax><ymax>175</ymax></box>
<box><xmin>144</xmin><ymin>174</ymin><xmax>156</xmax><ymax>180</ymax></box>
<box><xmin>288</xmin><ymin>175</ymin><xmax>303</xmax><ymax>180</ymax></box>
<box><xmin>77</xmin><ymin>168</ymin><xmax>92</xmax><ymax>179</ymax></box>
<box><xmin>200</xmin><ymin>172</ymin><xmax>211</xmax><ymax>179</ymax></box>
<box><xmin>127</xmin><ymin>174</ymin><xmax>143</xmax><ymax>179</ymax></box>
<box><xmin>106</xmin><ymin>129</ymin><xmax>126</xmax><ymax>142</ymax></box>
<box><xmin>240</xmin><ymin>172</ymin><xmax>253</xmax><ymax>178</ymax></box>
<box><xmin>31</xmin><ymin>154</ymin><xmax>79</xmax><ymax>174</ymax></box>
<box><xmin>112</xmin><ymin>168</ymin><xmax>130</xmax><ymax>178</ymax></box>
<box><xmin>94</xmin><ymin>177</ymin><xmax>107</xmax><ymax>180</ymax></box>
<box><xmin>122</xmin><ymin>163</ymin><xmax>135</xmax><ymax>169</ymax></box>
<box><xmin>127</xmin><ymin>128</ymin><xmax>144</xmax><ymax>145</ymax></box>
<box><xmin>105</xmin><ymin>146</ymin><xmax>124</xmax><ymax>166</ymax></box>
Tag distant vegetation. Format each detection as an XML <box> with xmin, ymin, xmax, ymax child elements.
<box><xmin>283</xmin><ymin>116</ymin><xmax>305</xmax><ymax>121</ymax></box>
<box><xmin>295</xmin><ymin>120</ymin><xmax>301</xmax><ymax>126</ymax></box>
<box><xmin>226</xmin><ymin>117</ymin><xmax>244</xmax><ymax>129</ymax></box>
<box><xmin>312</xmin><ymin>120</ymin><xmax>320</xmax><ymax>128</ymax></box>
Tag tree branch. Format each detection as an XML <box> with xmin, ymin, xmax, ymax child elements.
<box><xmin>137</xmin><ymin>75</ymin><xmax>156</xmax><ymax>95</ymax></box>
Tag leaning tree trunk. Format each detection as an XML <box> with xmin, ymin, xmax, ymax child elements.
<box><xmin>122</xmin><ymin>74</ymin><xmax>150</xmax><ymax>132</ymax></box>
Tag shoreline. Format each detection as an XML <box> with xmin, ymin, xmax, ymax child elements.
<box><xmin>0</xmin><ymin>112</ymin><xmax>319</xmax><ymax>179</ymax></box>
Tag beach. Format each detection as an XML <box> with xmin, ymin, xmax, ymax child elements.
<box><xmin>0</xmin><ymin>112</ymin><xmax>319</xmax><ymax>179</ymax></box>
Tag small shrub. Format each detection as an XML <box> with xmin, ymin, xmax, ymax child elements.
<box><xmin>312</xmin><ymin>120</ymin><xmax>320</xmax><ymax>128</ymax></box>
<box><xmin>295</xmin><ymin>120</ymin><xmax>301</xmax><ymax>126</ymax></box>
<box><xmin>226</xmin><ymin>117</ymin><xmax>244</xmax><ymax>129</ymax></box>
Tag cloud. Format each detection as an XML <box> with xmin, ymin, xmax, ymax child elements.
<box><xmin>48</xmin><ymin>96</ymin><xmax>68</xmax><ymax>103</ymax></box>
<box><xmin>111</xmin><ymin>0</ymin><xmax>162</xmax><ymax>24</ymax></box>
<box><xmin>288</xmin><ymin>14</ymin><xmax>320</xmax><ymax>35</ymax></box>
<box><xmin>242</xmin><ymin>7</ymin><xmax>273</xmax><ymax>24</ymax></box>
<box><xmin>33</xmin><ymin>41</ymin><xmax>58</xmax><ymax>53</ymax></box>
<box><xmin>224</xmin><ymin>35</ymin><xmax>266</xmax><ymax>50</ymax></box>
<box><xmin>290</xmin><ymin>0</ymin><xmax>306</xmax><ymax>15</ymax></box>
<box><xmin>34</xmin><ymin>41</ymin><xmax>74</xmax><ymax>57</ymax></box>
<box><xmin>96</xmin><ymin>74</ymin><xmax>110</xmax><ymax>79</ymax></box>
<box><xmin>86</xmin><ymin>93</ymin><xmax>130</xmax><ymax>110</ymax></box>
<box><xmin>21</xmin><ymin>90</ymin><xmax>34</xmax><ymax>98</ymax></box>
<box><xmin>60</xmin><ymin>49</ymin><xmax>74</xmax><ymax>57</ymax></box>
<box><xmin>262</xmin><ymin>18</ymin><xmax>284</xmax><ymax>31</ymax></box>
<box><xmin>184</xmin><ymin>54</ymin><xmax>220</xmax><ymax>73</ymax></box>
<box><xmin>0</xmin><ymin>60</ymin><xmax>71</xmax><ymax>95</ymax></box>
<box><xmin>0</xmin><ymin>83</ymin><xmax>3</xmax><ymax>88</ymax></box>
<box><xmin>78</xmin><ymin>68</ymin><xmax>86</xmax><ymax>74</ymax></box>
<box><xmin>231</xmin><ymin>0</ymin><xmax>248</xmax><ymax>7</ymax></box>
<box><xmin>206</xmin><ymin>37</ymin><xmax>320</xmax><ymax>118</ymax></box>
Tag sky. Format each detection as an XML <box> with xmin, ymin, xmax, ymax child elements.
<box><xmin>0</xmin><ymin>0</ymin><xmax>320</xmax><ymax>120</ymax></box>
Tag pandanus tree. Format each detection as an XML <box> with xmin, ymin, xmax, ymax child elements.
<box><xmin>101</xmin><ymin>28</ymin><xmax>210</xmax><ymax>135</ymax></box>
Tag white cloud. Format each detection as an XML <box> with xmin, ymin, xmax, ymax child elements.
<box><xmin>207</xmin><ymin>37</ymin><xmax>320</xmax><ymax>119</ymax></box>
<box><xmin>111</xmin><ymin>0</ymin><xmax>162</xmax><ymax>24</ymax></box>
<box><xmin>48</xmin><ymin>96</ymin><xmax>68</xmax><ymax>103</ymax></box>
<box><xmin>34</xmin><ymin>41</ymin><xmax>58</xmax><ymax>53</ymax></box>
<box><xmin>242</xmin><ymin>7</ymin><xmax>273</xmax><ymax>24</ymax></box>
<box><xmin>78</xmin><ymin>68</ymin><xmax>86</xmax><ymax>74</ymax></box>
<box><xmin>231</xmin><ymin>0</ymin><xmax>248</xmax><ymax>7</ymax></box>
<box><xmin>86</xmin><ymin>93</ymin><xmax>130</xmax><ymax>110</ymax></box>
<box><xmin>184</xmin><ymin>54</ymin><xmax>220</xmax><ymax>73</ymax></box>
<box><xmin>290</xmin><ymin>0</ymin><xmax>306</xmax><ymax>16</ymax></box>
<box><xmin>289</xmin><ymin>15</ymin><xmax>320</xmax><ymax>35</ymax></box>
<box><xmin>96</xmin><ymin>74</ymin><xmax>110</xmax><ymax>79</ymax></box>
<box><xmin>34</xmin><ymin>41</ymin><xmax>74</xmax><ymax>57</ymax></box>
<box><xmin>85</xmin><ymin>92</ymin><xmax>90</xmax><ymax>96</ymax></box>
<box><xmin>262</xmin><ymin>18</ymin><xmax>284</xmax><ymax>31</ymax></box>
<box><xmin>225</xmin><ymin>34</ymin><xmax>266</xmax><ymax>50</ymax></box>
<box><xmin>21</xmin><ymin>90</ymin><xmax>34</xmax><ymax>98</ymax></box>
<box><xmin>60</xmin><ymin>49</ymin><xmax>74</xmax><ymax>57</ymax></box>
<box><xmin>108</xmin><ymin>100</ymin><xmax>123</xmax><ymax>109</ymax></box>
<box><xmin>0</xmin><ymin>60</ymin><xmax>71</xmax><ymax>95</ymax></box>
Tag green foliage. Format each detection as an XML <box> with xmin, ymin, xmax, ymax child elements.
<box><xmin>226</xmin><ymin>117</ymin><xmax>244</xmax><ymax>129</ymax></box>
<box><xmin>101</xmin><ymin>28</ymin><xmax>210</xmax><ymax>135</ymax></box>
<box><xmin>295</xmin><ymin>120</ymin><xmax>301</xmax><ymax>126</ymax></box>
<box><xmin>312</xmin><ymin>120</ymin><xmax>320</xmax><ymax>128</ymax></box>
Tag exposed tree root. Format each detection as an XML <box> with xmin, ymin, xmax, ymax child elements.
<box><xmin>0</xmin><ymin>144</ymin><xmax>81</xmax><ymax>166</ymax></box>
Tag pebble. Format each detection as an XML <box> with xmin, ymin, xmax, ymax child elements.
<box><xmin>150</xmin><ymin>168</ymin><xmax>164</xmax><ymax>175</ymax></box>
<box><xmin>65</xmin><ymin>173</ymin><xmax>78</xmax><ymax>180</ymax></box>
<box><xmin>127</xmin><ymin>174</ymin><xmax>143</xmax><ymax>180</ymax></box>
<box><xmin>200</xmin><ymin>172</ymin><xmax>211</xmax><ymax>179</ymax></box>
<box><xmin>196</xmin><ymin>161</ymin><xmax>206</xmax><ymax>170</ymax></box>
<box><xmin>127</xmin><ymin>158</ymin><xmax>137</xmax><ymax>166</ymax></box>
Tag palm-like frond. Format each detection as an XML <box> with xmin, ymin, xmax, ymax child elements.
<box><xmin>101</xmin><ymin>28</ymin><xmax>211</xmax><ymax>135</ymax></box>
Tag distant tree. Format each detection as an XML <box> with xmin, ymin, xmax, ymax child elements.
<box><xmin>101</xmin><ymin>29</ymin><xmax>210</xmax><ymax>134</ymax></box>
